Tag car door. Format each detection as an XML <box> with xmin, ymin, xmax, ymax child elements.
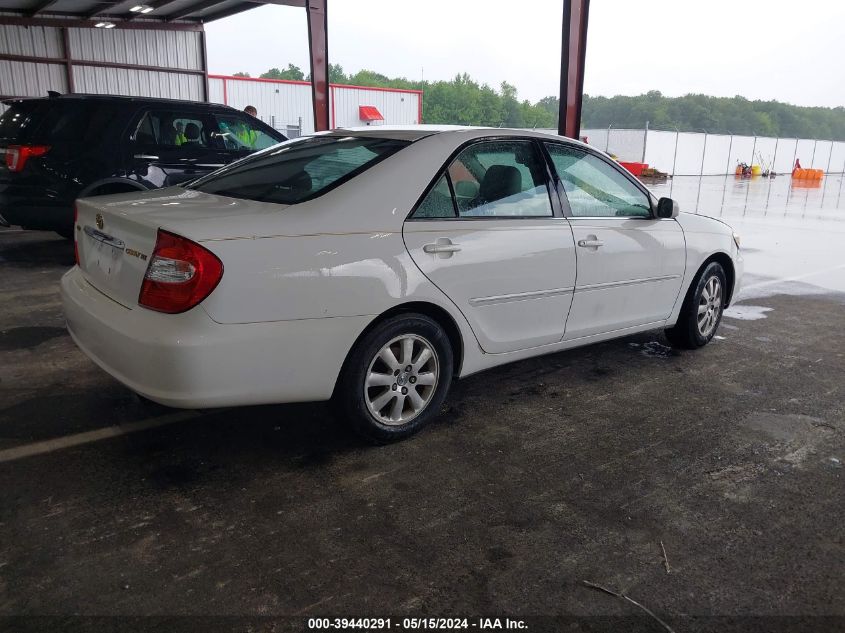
<box><xmin>403</xmin><ymin>139</ymin><xmax>577</xmax><ymax>354</ymax></box>
<box><xmin>543</xmin><ymin>142</ymin><xmax>686</xmax><ymax>340</ymax></box>
<box><xmin>126</xmin><ymin>108</ymin><xmax>227</xmax><ymax>189</ymax></box>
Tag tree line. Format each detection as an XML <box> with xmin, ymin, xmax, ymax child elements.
<box><xmin>232</xmin><ymin>66</ymin><xmax>845</xmax><ymax>141</ymax></box>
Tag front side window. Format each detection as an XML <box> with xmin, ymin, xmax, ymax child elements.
<box><xmin>188</xmin><ymin>135</ymin><xmax>409</xmax><ymax>205</ymax></box>
<box><xmin>412</xmin><ymin>140</ymin><xmax>553</xmax><ymax>219</ymax></box>
<box><xmin>133</xmin><ymin>111</ymin><xmax>208</xmax><ymax>148</ymax></box>
<box><xmin>545</xmin><ymin>143</ymin><xmax>652</xmax><ymax>218</ymax></box>
<box><xmin>214</xmin><ymin>115</ymin><xmax>278</xmax><ymax>151</ymax></box>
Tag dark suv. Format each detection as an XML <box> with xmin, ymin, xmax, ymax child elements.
<box><xmin>0</xmin><ymin>93</ymin><xmax>286</xmax><ymax>238</ymax></box>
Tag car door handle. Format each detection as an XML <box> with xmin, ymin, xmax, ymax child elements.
<box><xmin>134</xmin><ymin>154</ymin><xmax>159</xmax><ymax>160</ymax></box>
<box><xmin>577</xmin><ymin>239</ymin><xmax>604</xmax><ymax>248</ymax></box>
<box><xmin>423</xmin><ymin>243</ymin><xmax>461</xmax><ymax>254</ymax></box>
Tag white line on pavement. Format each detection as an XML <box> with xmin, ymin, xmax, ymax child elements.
<box><xmin>0</xmin><ymin>410</ymin><xmax>202</xmax><ymax>464</ymax></box>
<box><xmin>741</xmin><ymin>263</ymin><xmax>845</xmax><ymax>291</ymax></box>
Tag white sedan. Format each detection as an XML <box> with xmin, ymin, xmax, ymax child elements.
<box><xmin>61</xmin><ymin>126</ymin><xmax>743</xmax><ymax>442</ymax></box>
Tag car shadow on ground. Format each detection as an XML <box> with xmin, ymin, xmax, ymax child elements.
<box><xmin>0</xmin><ymin>231</ymin><xmax>74</xmax><ymax>268</ymax></box>
<box><xmin>2</xmin><ymin>327</ymin><xmax>684</xmax><ymax>494</ymax></box>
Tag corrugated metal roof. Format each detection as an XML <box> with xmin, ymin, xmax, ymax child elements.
<box><xmin>0</xmin><ymin>0</ymin><xmax>304</xmax><ymax>24</ymax></box>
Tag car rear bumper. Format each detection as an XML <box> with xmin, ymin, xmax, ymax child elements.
<box><xmin>61</xmin><ymin>266</ymin><xmax>373</xmax><ymax>408</ymax></box>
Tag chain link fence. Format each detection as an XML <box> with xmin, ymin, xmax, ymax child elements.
<box><xmin>582</xmin><ymin>126</ymin><xmax>845</xmax><ymax>177</ymax></box>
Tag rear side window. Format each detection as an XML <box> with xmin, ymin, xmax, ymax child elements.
<box><xmin>33</xmin><ymin>102</ymin><xmax>118</xmax><ymax>143</ymax></box>
<box><xmin>0</xmin><ymin>102</ymin><xmax>39</xmax><ymax>141</ymax></box>
<box><xmin>411</xmin><ymin>140</ymin><xmax>553</xmax><ymax>219</ymax></box>
<box><xmin>188</xmin><ymin>136</ymin><xmax>409</xmax><ymax>205</ymax></box>
<box><xmin>413</xmin><ymin>174</ymin><xmax>455</xmax><ymax>218</ymax></box>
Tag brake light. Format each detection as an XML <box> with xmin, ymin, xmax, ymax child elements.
<box><xmin>73</xmin><ymin>204</ymin><xmax>79</xmax><ymax>266</ymax></box>
<box><xmin>138</xmin><ymin>229</ymin><xmax>223</xmax><ymax>314</ymax></box>
<box><xmin>5</xmin><ymin>144</ymin><xmax>50</xmax><ymax>173</ymax></box>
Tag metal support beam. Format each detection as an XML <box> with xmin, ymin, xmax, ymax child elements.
<box><xmin>85</xmin><ymin>1</ymin><xmax>126</xmax><ymax>19</ymax></box>
<box><xmin>200</xmin><ymin>28</ymin><xmax>209</xmax><ymax>102</ymax></box>
<box><xmin>27</xmin><ymin>0</ymin><xmax>61</xmax><ymax>16</ymax></box>
<box><xmin>0</xmin><ymin>15</ymin><xmax>204</xmax><ymax>31</ymax></box>
<box><xmin>168</xmin><ymin>0</ymin><xmax>229</xmax><ymax>21</ymax></box>
<box><xmin>201</xmin><ymin>0</ymin><xmax>304</xmax><ymax>22</ymax></box>
<box><xmin>61</xmin><ymin>27</ymin><xmax>75</xmax><ymax>94</ymax></box>
<box><xmin>201</xmin><ymin>2</ymin><xmax>255</xmax><ymax>22</ymax></box>
<box><xmin>557</xmin><ymin>0</ymin><xmax>590</xmax><ymax>139</ymax></box>
<box><xmin>306</xmin><ymin>0</ymin><xmax>329</xmax><ymax>132</ymax></box>
<box><xmin>123</xmin><ymin>0</ymin><xmax>184</xmax><ymax>21</ymax></box>
<box><xmin>0</xmin><ymin>52</ymin><xmax>206</xmax><ymax>76</ymax></box>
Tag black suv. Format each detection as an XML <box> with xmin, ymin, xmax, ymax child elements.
<box><xmin>0</xmin><ymin>93</ymin><xmax>286</xmax><ymax>238</ymax></box>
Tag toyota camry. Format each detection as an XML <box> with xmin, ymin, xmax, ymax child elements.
<box><xmin>61</xmin><ymin>126</ymin><xmax>743</xmax><ymax>442</ymax></box>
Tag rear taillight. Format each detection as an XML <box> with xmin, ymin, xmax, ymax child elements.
<box><xmin>5</xmin><ymin>144</ymin><xmax>50</xmax><ymax>173</ymax></box>
<box><xmin>138</xmin><ymin>229</ymin><xmax>223</xmax><ymax>314</ymax></box>
<box><xmin>73</xmin><ymin>204</ymin><xmax>79</xmax><ymax>266</ymax></box>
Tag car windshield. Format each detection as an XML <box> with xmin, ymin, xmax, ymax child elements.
<box><xmin>187</xmin><ymin>135</ymin><xmax>410</xmax><ymax>205</ymax></box>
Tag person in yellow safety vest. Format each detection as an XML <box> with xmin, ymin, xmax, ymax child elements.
<box><xmin>235</xmin><ymin>123</ymin><xmax>258</xmax><ymax>149</ymax></box>
<box><xmin>174</xmin><ymin>122</ymin><xmax>187</xmax><ymax>146</ymax></box>
<box><xmin>239</xmin><ymin>106</ymin><xmax>259</xmax><ymax>149</ymax></box>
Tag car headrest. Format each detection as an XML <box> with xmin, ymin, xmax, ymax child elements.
<box><xmin>479</xmin><ymin>165</ymin><xmax>521</xmax><ymax>202</ymax></box>
<box><xmin>184</xmin><ymin>123</ymin><xmax>200</xmax><ymax>141</ymax></box>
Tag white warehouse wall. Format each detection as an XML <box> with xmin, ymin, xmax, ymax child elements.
<box><xmin>1</xmin><ymin>19</ymin><xmax>205</xmax><ymax>113</ymax></box>
<box><xmin>331</xmin><ymin>85</ymin><xmax>421</xmax><ymax>130</ymax></box>
<box><xmin>208</xmin><ymin>75</ymin><xmax>422</xmax><ymax>135</ymax></box>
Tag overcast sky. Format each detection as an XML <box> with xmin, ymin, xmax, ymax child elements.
<box><xmin>206</xmin><ymin>0</ymin><xmax>845</xmax><ymax>108</ymax></box>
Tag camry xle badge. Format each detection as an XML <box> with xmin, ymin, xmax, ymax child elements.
<box><xmin>124</xmin><ymin>247</ymin><xmax>147</xmax><ymax>261</ymax></box>
<box><xmin>95</xmin><ymin>213</ymin><xmax>104</xmax><ymax>230</ymax></box>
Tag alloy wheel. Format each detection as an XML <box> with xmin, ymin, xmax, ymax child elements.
<box><xmin>697</xmin><ymin>275</ymin><xmax>723</xmax><ymax>338</ymax></box>
<box><xmin>364</xmin><ymin>334</ymin><xmax>439</xmax><ymax>425</ymax></box>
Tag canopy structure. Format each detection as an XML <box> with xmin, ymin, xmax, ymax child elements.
<box><xmin>0</xmin><ymin>0</ymin><xmax>305</xmax><ymax>27</ymax></box>
<box><xmin>0</xmin><ymin>0</ymin><xmax>329</xmax><ymax>130</ymax></box>
<box><xmin>1</xmin><ymin>0</ymin><xmax>589</xmax><ymax>138</ymax></box>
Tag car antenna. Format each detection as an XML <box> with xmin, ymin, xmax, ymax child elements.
<box><xmin>47</xmin><ymin>90</ymin><xmax>62</xmax><ymax>98</ymax></box>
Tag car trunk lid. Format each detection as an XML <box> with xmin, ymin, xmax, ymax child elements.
<box><xmin>75</xmin><ymin>186</ymin><xmax>289</xmax><ymax>308</ymax></box>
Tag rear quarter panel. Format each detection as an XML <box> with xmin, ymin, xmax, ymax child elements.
<box><xmin>199</xmin><ymin>232</ymin><xmax>467</xmax><ymax>325</ymax></box>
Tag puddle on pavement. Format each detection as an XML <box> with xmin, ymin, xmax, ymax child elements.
<box><xmin>628</xmin><ymin>341</ymin><xmax>678</xmax><ymax>358</ymax></box>
<box><xmin>724</xmin><ymin>305</ymin><xmax>773</xmax><ymax>320</ymax></box>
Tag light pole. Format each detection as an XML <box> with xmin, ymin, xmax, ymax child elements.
<box><xmin>669</xmin><ymin>127</ymin><xmax>680</xmax><ymax>198</ymax></box>
<box><xmin>695</xmin><ymin>129</ymin><xmax>708</xmax><ymax>213</ymax></box>
<box><xmin>720</xmin><ymin>130</ymin><xmax>734</xmax><ymax>214</ymax></box>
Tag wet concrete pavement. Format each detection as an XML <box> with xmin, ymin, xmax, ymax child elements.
<box><xmin>1</xmin><ymin>203</ymin><xmax>844</xmax><ymax>630</ymax></box>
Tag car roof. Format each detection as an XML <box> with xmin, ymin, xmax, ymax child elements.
<box><xmin>2</xmin><ymin>93</ymin><xmax>240</xmax><ymax>111</ymax></box>
<box><xmin>324</xmin><ymin>125</ymin><xmax>587</xmax><ymax>147</ymax></box>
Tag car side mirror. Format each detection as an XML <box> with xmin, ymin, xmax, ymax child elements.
<box><xmin>656</xmin><ymin>197</ymin><xmax>679</xmax><ymax>219</ymax></box>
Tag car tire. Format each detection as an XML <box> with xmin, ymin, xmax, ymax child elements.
<box><xmin>333</xmin><ymin>313</ymin><xmax>454</xmax><ymax>443</ymax></box>
<box><xmin>665</xmin><ymin>261</ymin><xmax>727</xmax><ymax>349</ymax></box>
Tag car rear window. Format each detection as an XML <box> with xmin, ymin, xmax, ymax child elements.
<box><xmin>1</xmin><ymin>100</ymin><xmax>120</xmax><ymax>144</ymax></box>
<box><xmin>34</xmin><ymin>102</ymin><xmax>119</xmax><ymax>143</ymax></box>
<box><xmin>0</xmin><ymin>102</ymin><xmax>39</xmax><ymax>142</ymax></box>
<box><xmin>187</xmin><ymin>135</ymin><xmax>409</xmax><ymax>205</ymax></box>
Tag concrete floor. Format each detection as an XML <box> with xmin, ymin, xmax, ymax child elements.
<box><xmin>0</xmin><ymin>228</ymin><xmax>843</xmax><ymax>631</ymax></box>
